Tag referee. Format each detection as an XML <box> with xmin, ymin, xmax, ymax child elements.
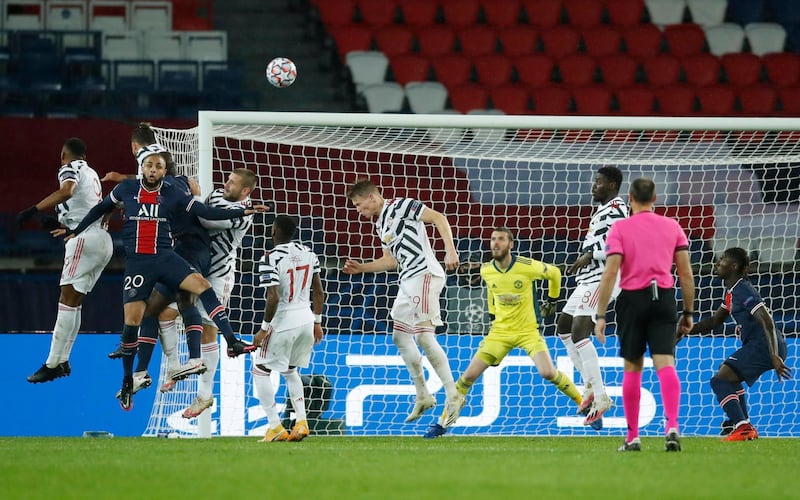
<box><xmin>594</xmin><ymin>177</ymin><xmax>695</xmax><ymax>452</ymax></box>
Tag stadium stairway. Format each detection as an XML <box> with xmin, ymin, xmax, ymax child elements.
<box><xmin>215</xmin><ymin>0</ymin><xmax>351</xmax><ymax>112</ymax></box>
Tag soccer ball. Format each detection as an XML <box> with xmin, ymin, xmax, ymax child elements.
<box><xmin>266</xmin><ymin>57</ymin><xmax>297</xmax><ymax>88</ymax></box>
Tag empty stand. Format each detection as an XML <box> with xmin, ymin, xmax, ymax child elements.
<box><xmin>530</xmin><ymin>86</ymin><xmax>571</xmax><ymax>114</ymax></box>
<box><xmin>726</xmin><ymin>0</ymin><xmax>765</xmax><ymax>26</ymax></box>
<box><xmin>762</xmin><ymin>52</ymin><xmax>800</xmax><ymax>87</ymax></box>
<box><xmin>643</xmin><ymin>53</ymin><xmax>681</xmax><ymax>86</ymax></box>
<box><xmin>374</xmin><ymin>25</ymin><xmax>414</xmax><ymax>57</ymax></box>
<box><xmin>405</xmin><ymin>81</ymin><xmax>448</xmax><ymax>113</ymax></box>
<box><xmin>358</xmin><ymin>0</ymin><xmax>398</xmax><ymax>27</ymax></box>
<box><xmin>362</xmin><ymin>82</ymin><xmax>405</xmax><ymax>113</ymax></box>
<box><xmin>745</xmin><ymin>22</ymin><xmax>787</xmax><ymax>56</ymax></box>
<box><xmin>441</xmin><ymin>0</ymin><xmax>480</xmax><ymax>28</ymax></box>
<box><xmin>557</xmin><ymin>53</ymin><xmax>596</xmax><ymax>85</ymax></box>
<box><xmin>514</xmin><ymin>53</ymin><xmax>555</xmax><ymax>86</ymax></box>
<box><xmin>663</xmin><ymin>23</ymin><xmax>706</xmax><ymax>56</ymax></box>
<box><xmin>457</xmin><ymin>26</ymin><xmax>498</xmax><ymax>57</ymax></box>
<box><xmin>704</xmin><ymin>23</ymin><xmax>746</xmax><ymax>56</ymax></box>
<box><xmin>416</xmin><ymin>25</ymin><xmax>456</xmax><ymax>57</ymax></box>
<box><xmin>3</xmin><ymin>0</ymin><xmax>45</xmax><ymax>30</ymax></box>
<box><xmin>389</xmin><ymin>54</ymin><xmax>430</xmax><ymax>84</ymax></box>
<box><xmin>314</xmin><ymin>0</ymin><xmax>356</xmax><ymax>28</ymax></box>
<box><xmin>489</xmin><ymin>84</ymin><xmax>529</xmax><ymax>114</ymax></box>
<box><xmin>346</xmin><ymin>50</ymin><xmax>388</xmax><ymax>91</ymax></box>
<box><xmin>448</xmin><ymin>84</ymin><xmax>488</xmax><ymax>113</ymax></box>
<box><xmin>686</xmin><ymin>0</ymin><xmax>726</xmax><ymax>26</ymax></box>
<box><xmin>572</xmin><ymin>86</ymin><xmax>612</xmax><ymax>114</ymax></box>
<box><xmin>473</xmin><ymin>54</ymin><xmax>513</xmax><ymax>86</ymax></box>
<box><xmin>655</xmin><ymin>85</ymin><xmax>696</xmax><ymax>114</ymax></box>
<box><xmin>778</xmin><ymin>88</ymin><xmax>800</xmax><ymax>115</ymax></box>
<box><xmin>130</xmin><ymin>0</ymin><xmax>172</xmax><ymax>32</ymax></box>
<box><xmin>682</xmin><ymin>53</ymin><xmax>721</xmax><ymax>86</ymax></box>
<box><xmin>696</xmin><ymin>86</ymin><xmax>736</xmax><ymax>115</ymax></box>
<box><xmin>622</xmin><ymin>24</ymin><xmax>663</xmax><ymax>58</ymax></box>
<box><xmin>644</xmin><ymin>0</ymin><xmax>686</xmax><ymax>26</ymax></box>
<box><xmin>520</xmin><ymin>0</ymin><xmax>563</xmax><ymax>28</ymax></box>
<box><xmin>582</xmin><ymin>26</ymin><xmax>623</xmax><ymax>57</ymax></box>
<box><xmin>143</xmin><ymin>31</ymin><xmax>183</xmax><ymax>62</ymax></box>
<box><xmin>498</xmin><ymin>26</ymin><xmax>538</xmax><ymax>57</ymax></box>
<box><xmin>397</xmin><ymin>0</ymin><xmax>437</xmax><ymax>27</ymax></box>
<box><xmin>89</xmin><ymin>0</ymin><xmax>129</xmax><ymax>32</ymax></box>
<box><xmin>721</xmin><ymin>52</ymin><xmax>761</xmax><ymax>86</ymax></box>
<box><xmin>766</xmin><ymin>0</ymin><xmax>800</xmax><ymax>25</ymax></box>
<box><xmin>184</xmin><ymin>31</ymin><xmax>226</xmax><ymax>62</ymax></box>
<box><xmin>737</xmin><ymin>86</ymin><xmax>777</xmax><ymax>115</ymax></box>
<box><xmin>482</xmin><ymin>0</ymin><xmax>522</xmax><ymax>27</ymax></box>
<box><xmin>615</xmin><ymin>87</ymin><xmax>656</xmax><ymax>114</ymax></box>
<box><xmin>45</xmin><ymin>1</ymin><xmax>87</xmax><ymax>31</ymax></box>
<box><xmin>604</xmin><ymin>0</ymin><xmax>645</xmax><ymax>27</ymax></box>
<box><xmin>329</xmin><ymin>25</ymin><xmax>373</xmax><ymax>62</ymax></box>
<box><xmin>431</xmin><ymin>54</ymin><xmax>473</xmax><ymax>87</ymax></box>
<box><xmin>101</xmin><ymin>30</ymin><xmax>142</xmax><ymax>61</ymax></box>
<box><xmin>564</xmin><ymin>0</ymin><xmax>603</xmax><ymax>28</ymax></box>
<box><xmin>540</xmin><ymin>25</ymin><xmax>581</xmax><ymax>57</ymax></box>
<box><xmin>598</xmin><ymin>54</ymin><xmax>638</xmax><ymax>87</ymax></box>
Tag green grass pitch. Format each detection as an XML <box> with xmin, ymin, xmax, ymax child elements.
<box><xmin>1</xmin><ymin>436</ymin><xmax>797</xmax><ymax>499</ymax></box>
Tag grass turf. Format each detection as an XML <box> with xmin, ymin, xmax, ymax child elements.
<box><xmin>1</xmin><ymin>436</ymin><xmax>797</xmax><ymax>499</ymax></box>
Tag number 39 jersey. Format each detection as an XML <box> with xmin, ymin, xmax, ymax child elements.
<box><xmin>257</xmin><ymin>241</ymin><xmax>320</xmax><ymax>331</ymax></box>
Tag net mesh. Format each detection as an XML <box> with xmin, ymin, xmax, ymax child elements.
<box><xmin>144</xmin><ymin>116</ymin><xmax>800</xmax><ymax>438</ymax></box>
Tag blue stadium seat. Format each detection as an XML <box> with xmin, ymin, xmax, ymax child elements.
<box><xmin>726</xmin><ymin>0</ymin><xmax>765</xmax><ymax>25</ymax></box>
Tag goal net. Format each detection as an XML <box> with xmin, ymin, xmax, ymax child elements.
<box><xmin>148</xmin><ymin>112</ymin><xmax>799</xmax><ymax>438</ymax></box>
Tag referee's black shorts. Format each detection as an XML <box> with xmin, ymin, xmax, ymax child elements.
<box><xmin>615</xmin><ymin>287</ymin><xmax>678</xmax><ymax>361</ymax></box>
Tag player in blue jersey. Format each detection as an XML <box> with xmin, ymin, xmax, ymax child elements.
<box><xmin>681</xmin><ymin>247</ymin><xmax>791</xmax><ymax>441</ymax></box>
<box><xmin>62</xmin><ymin>150</ymin><xmax>268</xmax><ymax>409</ymax></box>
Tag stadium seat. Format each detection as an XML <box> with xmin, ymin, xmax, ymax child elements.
<box><xmin>405</xmin><ymin>81</ymin><xmax>448</xmax><ymax>113</ymax></box>
<box><xmin>682</xmin><ymin>53</ymin><xmax>721</xmax><ymax>86</ymax></box>
<box><xmin>143</xmin><ymin>32</ymin><xmax>183</xmax><ymax>62</ymax></box>
<box><xmin>431</xmin><ymin>54</ymin><xmax>473</xmax><ymax>87</ymax></box>
<box><xmin>762</xmin><ymin>52</ymin><xmax>800</xmax><ymax>87</ymax></box>
<box><xmin>726</xmin><ymin>0</ymin><xmax>764</xmax><ymax>26</ymax></box>
<box><xmin>45</xmin><ymin>1</ymin><xmax>87</xmax><ymax>32</ymax></box>
<box><xmin>582</xmin><ymin>26</ymin><xmax>623</xmax><ymax>57</ymax></box>
<box><xmin>785</xmin><ymin>23</ymin><xmax>800</xmax><ymax>53</ymax></box>
<box><xmin>346</xmin><ymin>50</ymin><xmax>389</xmax><ymax>91</ymax></box>
<box><xmin>778</xmin><ymin>88</ymin><xmax>800</xmax><ymax>115</ymax></box>
<box><xmin>540</xmin><ymin>26</ymin><xmax>581</xmax><ymax>57</ymax></box>
<box><xmin>696</xmin><ymin>86</ymin><xmax>736</xmax><ymax>115</ymax></box>
<box><xmin>564</xmin><ymin>0</ymin><xmax>604</xmax><ymax>27</ymax></box>
<box><xmin>329</xmin><ymin>26</ymin><xmax>374</xmax><ymax>62</ymax></box>
<box><xmin>155</xmin><ymin>60</ymin><xmax>200</xmax><ymax>112</ymax></box>
<box><xmin>457</xmin><ymin>26</ymin><xmax>498</xmax><ymax>57</ymax></box>
<box><xmin>737</xmin><ymin>86</ymin><xmax>777</xmax><ymax>115</ymax></box>
<box><xmin>765</xmin><ymin>0</ymin><xmax>800</xmax><ymax>25</ymax></box>
<box><xmin>362</xmin><ymin>82</ymin><xmax>405</xmax><ymax>113</ymax></box>
<box><xmin>663</xmin><ymin>23</ymin><xmax>706</xmax><ymax>56</ymax></box>
<box><xmin>604</xmin><ymin>0</ymin><xmax>645</xmax><ymax>27</ymax></box>
<box><xmin>514</xmin><ymin>54</ymin><xmax>556</xmax><ymax>86</ymax></box>
<box><xmin>441</xmin><ymin>0</ymin><xmax>480</xmax><ymax>28</ymax></box>
<box><xmin>745</xmin><ymin>23</ymin><xmax>786</xmax><ymax>56</ymax></box>
<box><xmin>473</xmin><ymin>54</ymin><xmax>513</xmax><ymax>86</ymax></box>
<box><xmin>721</xmin><ymin>53</ymin><xmax>761</xmax><ymax>86</ymax></box>
<box><xmin>498</xmin><ymin>26</ymin><xmax>538</xmax><ymax>57</ymax></box>
<box><xmin>704</xmin><ymin>23</ymin><xmax>746</xmax><ymax>56</ymax></box>
<box><xmin>622</xmin><ymin>24</ymin><xmax>664</xmax><ymax>58</ymax></box>
<box><xmin>130</xmin><ymin>0</ymin><xmax>172</xmax><ymax>32</ymax></box>
<box><xmin>655</xmin><ymin>85</ymin><xmax>696</xmax><ymax>114</ymax></box>
<box><xmin>397</xmin><ymin>0</ymin><xmax>438</xmax><ymax>27</ymax></box>
<box><xmin>686</xmin><ymin>0</ymin><xmax>727</xmax><ymax>26</ymax></box>
<box><xmin>571</xmin><ymin>86</ymin><xmax>612</xmax><ymax>114</ymax></box>
<box><xmin>184</xmin><ymin>31</ymin><xmax>227</xmax><ymax>62</ymax></box>
<box><xmin>520</xmin><ymin>0</ymin><xmax>563</xmax><ymax>28</ymax></box>
<box><xmin>642</xmin><ymin>54</ymin><xmax>681</xmax><ymax>86</ymax></box>
<box><xmin>101</xmin><ymin>31</ymin><xmax>142</xmax><ymax>61</ymax></box>
<box><xmin>557</xmin><ymin>53</ymin><xmax>597</xmax><ymax>85</ymax></box>
<box><xmin>358</xmin><ymin>0</ymin><xmax>398</xmax><ymax>27</ymax></box>
<box><xmin>482</xmin><ymin>0</ymin><xmax>522</xmax><ymax>27</ymax></box>
<box><xmin>89</xmin><ymin>0</ymin><xmax>129</xmax><ymax>32</ymax></box>
<box><xmin>448</xmin><ymin>84</ymin><xmax>489</xmax><ymax>113</ymax></box>
<box><xmin>489</xmin><ymin>84</ymin><xmax>530</xmax><ymax>114</ymax></box>
<box><xmin>416</xmin><ymin>26</ymin><xmax>456</xmax><ymax>57</ymax></box>
<box><xmin>644</xmin><ymin>0</ymin><xmax>687</xmax><ymax>25</ymax></box>
<box><xmin>3</xmin><ymin>0</ymin><xmax>45</xmax><ymax>30</ymax></box>
<box><xmin>315</xmin><ymin>0</ymin><xmax>356</xmax><ymax>27</ymax></box>
<box><xmin>530</xmin><ymin>86</ymin><xmax>572</xmax><ymax>114</ymax></box>
<box><xmin>757</xmin><ymin>237</ymin><xmax>799</xmax><ymax>264</ymax></box>
<box><xmin>172</xmin><ymin>0</ymin><xmax>214</xmax><ymax>31</ymax></box>
<box><xmin>374</xmin><ymin>26</ymin><xmax>414</xmax><ymax>57</ymax></box>
<box><xmin>615</xmin><ymin>87</ymin><xmax>656</xmax><ymax>114</ymax></box>
<box><xmin>389</xmin><ymin>54</ymin><xmax>430</xmax><ymax>84</ymax></box>
<box><xmin>597</xmin><ymin>54</ymin><xmax>638</xmax><ymax>87</ymax></box>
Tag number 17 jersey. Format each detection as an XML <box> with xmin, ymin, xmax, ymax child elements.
<box><xmin>257</xmin><ymin>241</ymin><xmax>320</xmax><ymax>332</ymax></box>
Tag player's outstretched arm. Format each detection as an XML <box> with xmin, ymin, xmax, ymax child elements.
<box><xmin>62</xmin><ymin>195</ymin><xmax>116</xmax><ymax>239</ymax></box>
<box><xmin>753</xmin><ymin>307</ymin><xmax>792</xmax><ymax>381</ymax></box>
<box><xmin>594</xmin><ymin>254</ymin><xmax>621</xmax><ymax>345</ymax></box>
<box><xmin>16</xmin><ymin>181</ymin><xmax>76</xmax><ymax>226</ymax></box>
<box><xmin>312</xmin><ymin>272</ymin><xmax>325</xmax><ymax>344</ymax></box>
<box><xmin>342</xmin><ymin>249</ymin><xmax>397</xmax><ymax>274</ymax></box>
<box><xmin>420</xmin><ymin>207</ymin><xmax>459</xmax><ymax>271</ymax></box>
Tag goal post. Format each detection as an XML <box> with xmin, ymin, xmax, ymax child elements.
<box><xmin>147</xmin><ymin>112</ymin><xmax>800</xmax><ymax>438</ymax></box>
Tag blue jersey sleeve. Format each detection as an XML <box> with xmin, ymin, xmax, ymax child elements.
<box><xmin>185</xmin><ymin>197</ymin><xmax>247</xmax><ymax>220</ymax></box>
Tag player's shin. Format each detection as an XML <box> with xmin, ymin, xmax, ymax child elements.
<box><xmin>121</xmin><ymin>324</ymin><xmax>139</xmax><ymax>377</ymax></box>
<box><xmin>158</xmin><ymin>320</ymin><xmax>180</xmax><ymax>370</ymax></box>
<box><xmin>134</xmin><ymin>316</ymin><xmax>159</xmax><ymax>372</ymax></box>
<box><xmin>711</xmin><ymin>375</ymin><xmax>746</xmax><ymax>425</ymax></box>
<box><xmin>416</xmin><ymin>327</ymin><xmax>457</xmax><ymax>398</ymax></box>
<box><xmin>47</xmin><ymin>303</ymin><xmax>81</xmax><ymax>367</ymax></box>
<box><xmin>549</xmin><ymin>370</ymin><xmax>582</xmax><ymax>404</ymax></box>
<box><xmin>252</xmin><ymin>366</ymin><xmax>281</xmax><ymax>427</ymax></box>
<box><xmin>283</xmin><ymin>368</ymin><xmax>307</xmax><ymax>422</ymax></box>
<box><xmin>197</xmin><ymin>289</ymin><xmax>238</xmax><ymax>345</ymax></box>
<box><xmin>181</xmin><ymin>305</ymin><xmax>204</xmax><ymax>359</ymax></box>
<box><xmin>198</xmin><ymin>341</ymin><xmax>219</xmax><ymax>400</ymax></box>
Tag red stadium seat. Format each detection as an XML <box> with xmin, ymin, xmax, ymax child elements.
<box><xmin>682</xmin><ymin>53</ymin><xmax>721</xmax><ymax>86</ymax></box>
<box><xmin>358</xmin><ymin>0</ymin><xmax>398</xmax><ymax>27</ymax></box>
<box><xmin>489</xmin><ymin>84</ymin><xmax>530</xmax><ymax>114</ymax></box>
<box><xmin>642</xmin><ymin>54</ymin><xmax>681</xmax><ymax>86</ymax></box>
<box><xmin>441</xmin><ymin>0</ymin><xmax>481</xmax><ymax>28</ymax></box>
<box><xmin>737</xmin><ymin>86</ymin><xmax>777</xmax><ymax>115</ymax></box>
<box><xmin>473</xmin><ymin>54</ymin><xmax>514</xmax><ymax>86</ymax></box>
<box><xmin>521</xmin><ymin>0</ymin><xmax>563</xmax><ymax>28</ymax></box>
<box><xmin>417</xmin><ymin>26</ymin><xmax>456</xmax><ymax>57</ymax></box>
<box><xmin>604</xmin><ymin>0</ymin><xmax>645</xmax><ymax>27</ymax></box>
<box><xmin>582</xmin><ymin>26</ymin><xmax>623</xmax><ymax>57</ymax></box>
<box><xmin>597</xmin><ymin>54</ymin><xmax>638</xmax><ymax>87</ymax></box>
<box><xmin>390</xmin><ymin>54</ymin><xmax>431</xmax><ymax>84</ymax></box>
<box><xmin>316</xmin><ymin>0</ymin><xmax>357</xmax><ymax>28</ymax></box>
<box><xmin>655</xmin><ymin>85</ymin><xmax>696</xmax><ymax>115</ymax></box>
<box><xmin>329</xmin><ymin>26</ymin><xmax>373</xmax><ymax>62</ymax></box>
<box><xmin>540</xmin><ymin>26</ymin><xmax>581</xmax><ymax>57</ymax></box>
<box><xmin>530</xmin><ymin>86</ymin><xmax>572</xmax><ymax>114</ymax></box>
<box><xmin>615</xmin><ymin>87</ymin><xmax>656</xmax><ymax>114</ymax></box>
<box><xmin>514</xmin><ymin>54</ymin><xmax>556</xmax><ymax>86</ymax></box>
<box><xmin>663</xmin><ymin>23</ymin><xmax>706</xmax><ymax>57</ymax></box>
<box><xmin>696</xmin><ymin>86</ymin><xmax>736</xmax><ymax>115</ymax></box>
<box><xmin>431</xmin><ymin>54</ymin><xmax>473</xmax><ymax>87</ymax></box>
<box><xmin>564</xmin><ymin>0</ymin><xmax>604</xmax><ymax>27</ymax></box>
<box><xmin>778</xmin><ymin>88</ymin><xmax>800</xmax><ymax>116</ymax></box>
<box><xmin>397</xmin><ymin>0</ymin><xmax>438</xmax><ymax>27</ymax></box>
<box><xmin>374</xmin><ymin>25</ymin><xmax>414</xmax><ymax>57</ymax></box>
<box><xmin>498</xmin><ymin>26</ymin><xmax>538</xmax><ymax>56</ymax></box>
<box><xmin>482</xmin><ymin>0</ymin><xmax>522</xmax><ymax>27</ymax></box>
<box><xmin>721</xmin><ymin>53</ymin><xmax>762</xmax><ymax>86</ymax></box>
<box><xmin>448</xmin><ymin>84</ymin><xmax>489</xmax><ymax>112</ymax></box>
<box><xmin>571</xmin><ymin>86</ymin><xmax>612</xmax><ymax>114</ymax></box>
<box><xmin>557</xmin><ymin>53</ymin><xmax>597</xmax><ymax>85</ymax></box>
<box><xmin>458</xmin><ymin>26</ymin><xmax>498</xmax><ymax>57</ymax></box>
<box><xmin>762</xmin><ymin>52</ymin><xmax>800</xmax><ymax>87</ymax></box>
<box><xmin>621</xmin><ymin>24</ymin><xmax>663</xmax><ymax>57</ymax></box>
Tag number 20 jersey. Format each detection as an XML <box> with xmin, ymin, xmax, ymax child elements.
<box><xmin>257</xmin><ymin>241</ymin><xmax>320</xmax><ymax>332</ymax></box>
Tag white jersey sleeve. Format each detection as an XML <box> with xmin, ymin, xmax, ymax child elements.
<box><xmin>57</xmin><ymin>160</ymin><xmax>104</xmax><ymax>230</ymax></box>
<box><xmin>257</xmin><ymin>241</ymin><xmax>320</xmax><ymax>331</ymax></box>
<box><xmin>375</xmin><ymin>197</ymin><xmax>445</xmax><ymax>281</ymax></box>
<box><xmin>201</xmin><ymin>188</ymin><xmax>253</xmax><ymax>278</ymax></box>
<box><xmin>575</xmin><ymin>195</ymin><xmax>629</xmax><ymax>285</ymax></box>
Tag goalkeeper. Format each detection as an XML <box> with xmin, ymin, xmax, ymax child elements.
<box><xmin>428</xmin><ymin>227</ymin><xmax>582</xmax><ymax>438</ymax></box>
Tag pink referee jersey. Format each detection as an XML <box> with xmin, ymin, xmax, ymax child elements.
<box><xmin>605</xmin><ymin>210</ymin><xmax>689</xmax><ymax>290</ymax></box>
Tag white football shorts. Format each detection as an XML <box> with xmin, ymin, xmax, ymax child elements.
<box><xmin>391</xmin><ymin>273</ymin><xmax>444</xmax><ymax>327</ymax></box>
<box><xmin>562</xmin><ymin>279</ymin><xmax>621</xmax><ymax>319</ymax></box>
<box><xmin>254</xmin><ymin>322</ymin><xmax>315</xmax><ymax>372</ymax></box>
<box><xmin>197</xmin><ymin>270</ymin><xmax>235</xmax><ymax>325</ymax></box>
<box><xmin>60</xmin><ymin>225</ymin><xmax>113</xmax><ymax>294</ymax></box>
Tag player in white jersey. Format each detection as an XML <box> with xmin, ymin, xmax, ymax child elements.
<box><xmin>556</xmin><ymin>166</ymin><xmax>628</xmax><ymax>426</ymax></box>
<box><xmin>18</xmin><ymin>138</ymin><xmax>113</xmax><ymax>383</ymax></box>
<box><xmin>252</xmin><ymin>215</ymin><xmax>325</xmax><ymax>442</ymax></box>
<box><xmin>343</xmin><ymin>179</ymin><xmax>460</xmax><ymax>431</ymax></box>
<box><xmin>180</xmin><ymin>168</ymin><xmax>258</xmax><ymax>418</ymax></box>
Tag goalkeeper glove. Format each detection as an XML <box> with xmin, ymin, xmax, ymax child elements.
<box><xmin>540</xmin><ymin>298</ymin><xmax>558</xmax><ymax>317</ymax></box>
<box><xmin>16</xmin><ymin>205</ymin><xmax>38</xmax><ymax>226</ymax></box>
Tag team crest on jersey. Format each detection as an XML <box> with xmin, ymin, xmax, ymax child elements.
<box><xmin>514</xmin><ymin>280</ymin><xmax>523</xmax><ymax>289</ymax></box>
<box><xmin>497</xmin><ymin>293</ymin><xmax>521</xmax><ymax>305</ymax></box>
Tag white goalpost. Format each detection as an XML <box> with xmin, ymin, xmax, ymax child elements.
<box><xmin>147</xmin><ymin>112</ymin><xmax>800</xmax><ymax>438</ymax></box>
